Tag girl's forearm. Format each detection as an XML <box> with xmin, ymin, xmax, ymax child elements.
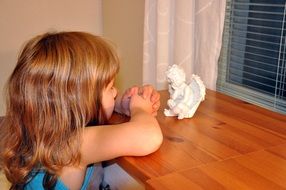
<box><xmin>129</xmin><ymin>109</ymin><xmax>163</xmax><ymax>154</ymax></box>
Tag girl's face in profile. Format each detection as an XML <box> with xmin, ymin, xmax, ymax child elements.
<box><xmin>102</xmin><ymin>79</ymin><xmax>118</xmax><ymax>119</ymax></box>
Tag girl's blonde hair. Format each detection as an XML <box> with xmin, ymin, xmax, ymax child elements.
<box><xmin>0</xmin><ymin>31</ymin><xmax>119</xmax><ymax>188</ymax></box>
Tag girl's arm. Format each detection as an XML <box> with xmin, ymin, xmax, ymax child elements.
<box><xmin>80</xmin><ymin>94</ymin><xmax>163</xmax><ymax>166</ymax></box>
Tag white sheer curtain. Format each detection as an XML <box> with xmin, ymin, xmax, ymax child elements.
<box><xmin>143</xmin><ymin>0</ymin><xmax>226</xmax><ymax>90</ymax></box>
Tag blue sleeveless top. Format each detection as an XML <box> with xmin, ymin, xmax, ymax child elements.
<box><xmin>24</xmin><ymin>164</ymin><xmax>104</xmax><ymax>190</ymax></box>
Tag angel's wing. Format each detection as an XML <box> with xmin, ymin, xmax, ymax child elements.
<box><xmin>186</xmin><ymin>75</ymin><xmax>206</xmax><ymax>117</ymax></box>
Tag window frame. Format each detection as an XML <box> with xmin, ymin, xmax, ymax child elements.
<box><xmin>217</xmin><ymin>0</ymin><xmax>286</xmax><ymax>114</ymax></box>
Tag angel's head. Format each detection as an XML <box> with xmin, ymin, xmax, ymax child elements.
<box><xmin>166</xmin><ymin>65</ymin><xmax>186</xmax><ymax>88</ymax></box>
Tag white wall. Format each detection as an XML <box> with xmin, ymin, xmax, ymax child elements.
<box><xmin>0</xmin><ymin>0</ymin><xmax>102</xmax><ymax>116</ymax></box>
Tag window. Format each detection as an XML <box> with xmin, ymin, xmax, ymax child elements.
<box><xmin>217</xmin><ymin>0</ymin><xmax>286</xmax><ymax>114</ymax></box>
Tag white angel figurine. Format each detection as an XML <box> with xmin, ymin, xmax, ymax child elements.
<box><xmin>164</xmin><ymin>64</ymin><xmax>206</xmax><ymax>119</ymax></box>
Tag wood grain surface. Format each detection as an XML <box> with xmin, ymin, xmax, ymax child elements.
<box><xmin>113</xmin><ymin>90</ymin><xmax>286</xmax><ymax>189</ymax></box>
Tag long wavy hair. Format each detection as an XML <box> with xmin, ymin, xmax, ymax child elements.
<box><xmin>0</xmin><ymin>31</ymin><xmax>119</xmax><ymax>189</ymax></box>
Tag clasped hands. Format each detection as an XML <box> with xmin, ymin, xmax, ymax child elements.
<box><xmin>115</xmin><ymin>85</ymin><xmax>160</xmax><ymax>116</ymax></box>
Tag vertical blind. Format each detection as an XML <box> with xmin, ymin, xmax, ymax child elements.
<box><xmin>217</xmin><ymin>0</ymin><xmax>286</xmax><ymax>114</ymax></box>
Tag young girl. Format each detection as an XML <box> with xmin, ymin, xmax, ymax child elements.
<box><xmin>0</xmin><ymin>31</ymin><xmax>163</xmax><ymax>189</ymax></box>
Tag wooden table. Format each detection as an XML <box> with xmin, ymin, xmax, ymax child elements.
<box><xmin>113</xmin><ymin>90</ymin><xmax>286</xmax><ymax>190</ymax></box>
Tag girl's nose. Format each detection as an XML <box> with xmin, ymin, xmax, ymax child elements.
<box><xmin>113</xmin><ymin>87</ymin><xmax>118</xmax><ymax>98</ymax></box>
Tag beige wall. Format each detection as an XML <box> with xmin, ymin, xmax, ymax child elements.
<box><xmin>103</xmin><ymin>0</ymin><xmax>145</xmax><ymax>92</ymax></box>
<box><xmin>0</xmin><ymin>0</ymin><xmax>145</xmax><ymax>116</ymax></box>
<box><xmin>0</xmin><ymin>0</ymin><xmax>102</xmax><ymax>116</ymax></box>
